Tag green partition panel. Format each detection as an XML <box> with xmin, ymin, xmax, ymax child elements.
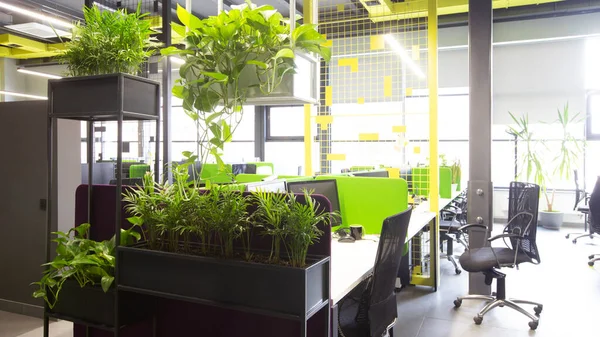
<box><xmin>316</xmin><ymin>176</ymin><xmax>408</xmax><ymax>235</ymax></box>
<box><xmin>235</xmin><ymin>174</ymin><xmax>271</xmax><ymax>183</ymax></box>
<box><xmin>411</xmin><ymin>167</ymin><xmax>453</xmax><ymax>198</ymax></box>
<box><xmin>201</xmin><ymin>164</ymin><xmax>234</xmax><ymax>184</ymax></box>
<box><xmin>129</xmin><ymin>164</ymin><xmax>150</xmax><ymax>178</ymax></box>
<box><xmin>350</xmin><ymin>166</ymin><xmax>375</xmax><ymax>172</ymax></box>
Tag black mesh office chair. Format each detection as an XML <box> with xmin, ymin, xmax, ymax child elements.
<box><xmin>587</xmin><ymin>178</ymin><xmax>600</xmax><ymax>266</ymax></box>
<box><xmin>565</xmin><ymin>169</ymin><xmax>594</xmax><ymax>243</ymax></box>
<box><xmin>439</xmin><ymin>193</ymin><xmax>468</xmax><ymax>274</ymax></box>
<box><xmin>338</xmin><ymin>207</ymin><xmax>413</xmax><ymax>337</ymax></box>
<box><xmin>453</xmin><ymin>182</ymin><xmax>543</xmax><ymax>330</ymax></box>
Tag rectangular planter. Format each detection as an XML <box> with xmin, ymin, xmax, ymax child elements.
<box><xmin>49</xmin><ymin>280</ymin><xmax>153</xmax><ymax>327</ymax></box>
<box><xmin>48</xmin><ymin>74</ymin><xmax>160</xmax><ymax>121</ymax></box>
<box><xmin>118</xmin><ymin>245</ymin><xmax>330</xmax><ymax>319</ymax></box>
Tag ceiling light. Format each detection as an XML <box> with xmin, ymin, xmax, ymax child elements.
<box><xmin>0</xmin><ymin>2</ymin><xmax>74</xmax><ymax>29</ymax></box>
<box><xmin>384</xmin><ymin>35</ymin><xmax>425</xmax><ymax>79</ymax></box>
<box><xmin>0</xmin><ymin>90</ymin><xmax>47</xmax><ymax>100</ymax></box>
<box><xmin>17</xmin><ymin>68</ymin><xmax>63</xmax><ymax>79</ymax></box>
<box><xmin>5</xmin><ymin>22</ymin><xmax>70</xmax><ymax>38</ymax></box>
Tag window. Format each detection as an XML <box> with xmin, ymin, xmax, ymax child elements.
<box><xmin>586</xmin><ymin>93</ymin><xmax>600</xmax><ymax>140</ymax></box>
<box><xmin>267</xmin><ymin>106</ymin><xmax>304</xmax><ymax>140</ymax></box>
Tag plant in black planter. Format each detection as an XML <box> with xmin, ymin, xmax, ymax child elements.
<box><xmin>32</xmin><ymin>223</ymin><xmax>140</xmax><ymax>309</ymax></box>
<box><xmin>251</xmin><ymin>191</ymin><xmax>289</xmax><ymax>263</ymax></box>
<box><xmin>161</xmin><ymin>0</ymin><xmax>330</xmax><ymax>179</ymax></box>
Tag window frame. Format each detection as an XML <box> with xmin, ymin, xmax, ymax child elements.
<box><xmin>266</xmin><ymin>106</ymin><xmax>305</xmax><ymax>142</ymax></box>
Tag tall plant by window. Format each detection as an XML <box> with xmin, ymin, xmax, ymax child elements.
<box><xmin>161</xmin><ymin>1</ymin><xmax>331</xmax><ymax>176</ymax></box>
<box><xmin>59</xmin><ymin>4</ymin><xmax>155</xmax><ymax>76</ymax></box>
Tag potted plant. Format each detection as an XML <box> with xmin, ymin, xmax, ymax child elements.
<box><xmin>119</xmin><ymin>166</ymin><xmax>335</xmax><ymax>318</ymax></box>
<box><xmin>451</xmin><ymin>160</ymin><xmax>462</xmax><ymax>191</ymax></box>
<box><xmin>32</xmin><ymin>223</ymin><xmax>147</xmax><ymax>326</ymax></box>
<box><xmin>160</xmin><ymin>1</ymin><xmax>330</xmax><ymax>181</ymax></box>
<box><xmin>49</xmin><ymin>4</ymin><xmax>159</xmax><ymax>120</ymax></box>
<box><xmin>508</xmin><ymin>104</ymin><xmax>584</xmax><ymax>229</ymax></box>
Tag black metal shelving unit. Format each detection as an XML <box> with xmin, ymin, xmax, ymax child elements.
<box><xmin>44</xmin><ymin>73</ymin><xmax>161</xmax><ymax>337</ymax></box>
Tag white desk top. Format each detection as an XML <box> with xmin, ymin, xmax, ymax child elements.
<box><xmin>330</xmin><ymin>191</ymin><xmax>465</xmax><ymax>305</ymax></box>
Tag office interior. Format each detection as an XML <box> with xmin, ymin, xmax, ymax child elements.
<box><xmin>1</xmin><ymin>0</ymin><xmax>600</xmax><ymax>337</ymax></box>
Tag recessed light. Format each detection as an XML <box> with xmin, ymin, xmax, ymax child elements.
<box><xmin>17</xmin><ymin>68</ymin><xmax>63</xmax><ymax>79</ymax></box>
<box><xmin>0</xmin><ymin>2</ymin><xmax>74</xmax><ymax>29</ymax></box>
<box><xmin>0</xmin><ymin>90</ymin><xmax>47</xmax><ymax>100</ymax></box>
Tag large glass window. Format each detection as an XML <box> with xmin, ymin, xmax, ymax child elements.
<box><xmin>267</xmin><ymin>106</ymin><xmax>304</xmax><ymax>140</ymax></box>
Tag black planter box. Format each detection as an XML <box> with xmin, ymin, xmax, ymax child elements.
<box><xmin>49</xmin><ymin>280</ymin><xmax>154</xmax><ymax>328</ymax></box>
<box><xmin>48</xmin><ymin>74</ymin><xmax>160</xmax><ymax>121</ymax></box>
<box><xmin>118</xmin><ymin>245</ymin><xmax>330</xmax><ymax>319</ymax></box>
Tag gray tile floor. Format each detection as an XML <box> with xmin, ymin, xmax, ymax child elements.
<box><xmin>1</xmin><ymin>225</ymin><xmax>599</xmax><ymax>337</ymax></box>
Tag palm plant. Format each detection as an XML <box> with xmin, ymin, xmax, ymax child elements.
<box><xmin>210</xmin><ymin>186</ymin><xmax>250</xmax><ymax>258</ymax></box>
<box><xmin>251</xmin><ymin>191</ymin><xmax>290</xmax><ymax>263</ymax></box>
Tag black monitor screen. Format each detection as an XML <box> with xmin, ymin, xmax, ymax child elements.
<box><xmin>352</xmin><ymin>170</ymin><xmax>389</xmax><ymax>178</ymax></box>
<box><xmin>287</xmin><ymin>180</ymin><xmax>341</xmax><ymax>227</ymax></box>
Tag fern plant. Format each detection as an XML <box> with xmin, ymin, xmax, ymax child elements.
<box><xmin>59</xmin><ymin>4</ymin><xmax>155</xmax><ymax>76</ymax></box>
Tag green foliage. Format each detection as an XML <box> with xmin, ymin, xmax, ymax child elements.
<box><xmin>59</xmin><ymin>4</ymin><xmax>155</xmax><ymax>76</ymax></box>
<box><xmin>450</xmin><ymin>160</ymin><xmax>461</xmax><ymax>185</ymax></box>
<box><xmin>32</xmin><ymin>223</ymin><xmax>141</xmax><ymax>308</ymax></box>
<box><xmin>161</xmin><ymin>0</ymin><xmax>330</xmax><ymax>178</ymax></box>
<box><xmin>508</xmin><ymin>111</ymin><xmax>546</xmax><ymax>188</ymax></box>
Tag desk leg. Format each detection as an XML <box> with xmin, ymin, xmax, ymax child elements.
<box><xmin>432</xmin><ymin>217</ymin><xmax>439</xmax><ymax>292</ymax></box>
<box><xmin>331</xmin><ymin>304</ymin><xmax>338</xmax><ymax>337</ymax></box>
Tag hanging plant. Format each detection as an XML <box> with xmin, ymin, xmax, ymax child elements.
<box><xmin>161</xmin><ymin>0</ymin><xmax>331</xmax><ymax>176</ymax></box>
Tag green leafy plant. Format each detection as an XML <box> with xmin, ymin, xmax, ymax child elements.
<box><xmin>161</xmin><ymin>0</ymin><xmax>330</xmax><ymax>179</ymax></box>
<box><xmin>59</xmin><ymin>4</ymin><xmax>155</xmax><ymax>76</ymax></box>
<box><xmin>32</xmin><ymin>223</ymin><xmax>141</xmax><ymax>308</ymax></box>
<box><xmin>508</xmin><ymin>112</ymin><xmax>546</xmax><ymax>188</ymax></box>
<box><xmin>251</xmin><ymin>191</ymin><xmax>290</xmax><ymax>263</ymax></box>
<box><xmin>450</xmin><ymin>160</ymin><xmax>461</xmax><ymax>185</ymax></box>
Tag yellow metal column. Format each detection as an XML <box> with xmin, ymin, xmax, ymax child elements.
<box><xmin>303</xmin><ymin>0</ymin><xmax>316</xmax><ymax>176</ymax></box>
<box><xmin>428</xmin><ymin>0</ymin><xmax>440</xmax><ymax>288</ymax></box>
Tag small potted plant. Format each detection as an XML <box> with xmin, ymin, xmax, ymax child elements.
<box><xmin>508</xmin><ymin>104</ymin><xmax>584</xmax><ymax>229</ymax></box>
<box><xmin>32</xmin><ymin>223</ymin><xmax>146</xmax><ymax>326</ymax></box>
<box><xmin>49</xmin><ymin>4</ymin><xmax>159</xmax><ymax>120</ymax></box>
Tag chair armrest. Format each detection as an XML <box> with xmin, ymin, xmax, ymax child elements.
<box><xmin>457</xmin><ymin>224</ymin><xmax>487</xmax><ymax>232</ymax></box>
<box><xmin>488</xmin><ymin>233</ymin><xmax>523</xmax><ymax>242</ymax></box>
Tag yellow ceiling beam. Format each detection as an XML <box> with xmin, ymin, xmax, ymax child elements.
<box><xmin>0</xmin><ymin>46</ymin><xmax>10</xmax><ymax>57</ymax></box>
<box><xmin>0</xmin><ymin>34</ymin><xmax>47</xmax><ymax>52</ymax></box>
<box><xmin>362</xmin><ymin>0</ymin><xmax>565</xmax><ymax>22</ymax></box>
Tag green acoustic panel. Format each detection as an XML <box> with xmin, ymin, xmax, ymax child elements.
<box><xmin>235</xmin><ymin>174</ymin><xmax>271</xmax><ymax>183</ymax></box>
<box><xmin>316</xmin><ymin>176</ymin><xmax>408</xmax><ymax>235</ymax></box>
<box><xmin>129</xmin><ymin>164</ymin><xmax>150</xmax><ymax>178</ymax></box>
<box><xmin>411</xmin><ymin>167</ymin><xmax>453</xmax><ymax>198</ymax></box>
<box><xmin>350</xmin><ymin>166</ymin><xmax>375</xmax><ymax>172</ymax></box>
<box><xmin>201</xmin><ymin>164</ymin><xmax>234</xmax><ymax>184</ymax></box>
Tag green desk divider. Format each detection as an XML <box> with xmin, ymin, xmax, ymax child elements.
<box><xmin>129</xmin><ymin>164</ymin><xmax>150</xmax><ymax>178</ymax></box>
<box><xmin>316</xmin><ymin>176</ymin><xmax>408</xmax><ymax>235</ymax></box>
<box><xmin>201</xmin><ymin>164</ymin><xmax>234</xmax><ymax>184</ymax></box>
<box><xmin>411</xmin><ymin>167</ymin><xmax>453</xmax><ymax>199</ymax></box>
<box><xmin>235</xmin><ymin>174</ymin><xmax>271</xmax><ymax>183</ymax></box>
<box><xmin>350</xmin><ymin>166</ymin><xmax>375</xmax><ymax>172</ymax></box>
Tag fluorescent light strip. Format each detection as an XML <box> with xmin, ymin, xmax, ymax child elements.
<box><xmin>0</xmin><ymin>2</ymin><xmax>74</xmax><ymax>29</ymax></box>
<box><xmin>18</xmin><ymin>68</ymin><xmax>62</xmax><ymax>79</ymax></box>
<box><xmin>384</xmin><ymin>35</ymin><xmax>425</xmax><ymax>79</ymax></box>
<box><xmin>93</xmin><ymin>1</ymin><xmax>117</xmax><ymax>12</ymax></box>
<box><xmin>0</xmin><ymin>90</ymin><xmax>47</xmax><ymax>100</ymax></box>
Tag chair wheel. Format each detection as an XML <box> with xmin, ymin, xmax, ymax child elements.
<box><xmin>534</xmin><ymin>305</ymin><xmax>543</xmax><ymax>316</ymax></box>
<box><xmin>565</xmin><ymin>234</ymin><xmax>570</xmax><ymax>239</ymax></box>
<box><xmin>573</xmin><ymin>239</ymin><xmax>577</xmax><ymax>244</ymax></box>
<box><xmin>492</xmin><ymin>292</ymin><xmax>496</xmax><ymax>296</ymax></box>
<box><xmin>454</xmin><ymin>299</ymin><xmax>462</xmax><ymax>308</ymax></box>
<box><xmin>455</xmin><ymin>269</ymin><xmax>461</xmax><ymax>275</ymax></box>
<box><xmin>473</xmin><ymin>316</ymin><xmax>483</xmax><ymax>325</ymax></box>
<box><xmin>590</xmin><ymin>255</ymin><xmax>595</xmax><ymax>260</ymax></box>
<box><xmin>589</xmin><ymin>261</ymin><xmax>595</xmax><ymax>267</ymax></box>
<box><xmin>529</xmin><ymin>321</ymin><xmax>538</xmax><ymax>330</ymax></box>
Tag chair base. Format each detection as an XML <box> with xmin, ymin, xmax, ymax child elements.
<box><xmin>441</xmin><ymin>253</ymin><xmax>461</xmax><ymax>274</ymax></box>
<box><xmin>588</xmin><ymin>254</ymin><xmax>600</xmax><ymax>266</ymax></box>
<box><xmin>567</xmin><ymin>232</ymin><xmax>599</xmax><ymax>244</ymax></box>
<box><xmin>453</xmin><ymin>271</ymin><xmax>542</xmax><ymax>330</ymax></box>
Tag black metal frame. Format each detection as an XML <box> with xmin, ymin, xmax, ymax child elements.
<box><xmin>45</xmin><ymin>73</ymin><xmax>161</xmax><ymax>337</ymax></box>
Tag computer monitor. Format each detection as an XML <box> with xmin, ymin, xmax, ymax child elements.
<box><xmin>245</xmin><ymin>180</ymin><xmax>287</xmax><ymax>193</ymax></box>
<box><xmin>351</xmin><ymin>170</ymin><xmax>389</xmax><ymax>178</ymax></box>
<box><xmin>286</xmin><ymin>180</ymin><xmax>342</xmax><ymax>227</ymax></box>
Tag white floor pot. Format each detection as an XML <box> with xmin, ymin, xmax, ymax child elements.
<box><xmin>539</xmin><ymin>211</ymin><xmax>564</xmax><ymax>230</ymax></box>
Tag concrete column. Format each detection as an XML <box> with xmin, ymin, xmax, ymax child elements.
<box><xmin>468</xmin><ymin>0</ymin><xmax>494</xmax><ymax>295</ymax></box>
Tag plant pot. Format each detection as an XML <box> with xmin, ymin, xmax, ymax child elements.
<box><xmin>451</xmin><ymin>184</ymin><xmax>458</xmax><ymax>192</ymax></box>
<box><xmin>48</xmin><ymin>279</ymin><xmax>154</xmax><ymax>327</ymax></box>
<box><xmin>539</xmin><ymin>211</ymin><xmax>564</xmax><ymax>230</ymax></box>
<box><xmin>117</xmin><ymin>244</ymin><xmax>330</xmax><ymax>319</ymax></box>
<box><xmin>48</xmin><ymin>73</ymin><xmax>160</xmax><ymax>121</ymax></box>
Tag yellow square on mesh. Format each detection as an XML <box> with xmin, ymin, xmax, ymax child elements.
<box><xmin>327</xmin><ymin>154</ymin><xmax>346</xmax><ymax>161</ymax></box>
<box><xmin>384</xmin><ymin>76</ymin><xmax>392</xmax><ymax>97</ymax></box>
<box><xmin>413</xmin><ymin>146</ymin><xmax>421</xmax><ymax>154</ymax></box>
<box><xmin>406</xmin><ymin>87</ymin><xmax>413</xmax><ymax>96</ymax></box>
<box><xmin>359</xmin><ymin>133</ymin><xmax>379</xmax><ymax>141</ymax></box>
<box><xmin>337</xmin><ymin>4</ymin><xmax>345</xmax><ymax>11</ymax></box>
<box><xmin>357</xmin><ymin>97</ymin><xmax>365</xmax><ymax>104</ymax></box>
<box><xmin>322</xmin><ymin>40</ymin><xmax>333</xmax><ymax>47</ymax></box>
<box><xmin>370</xmin><ymin>36</ymin><xmax>385</xmax><ymax>50</ymax></box>
<box><xmin>316</xmin><ymin>115</ymin><xmax>333</xmax><ymax>131</ymax></box>
<box><xmin>325</xmin><ymin>86</ymin><xmax>333</xmax><ymax>106</ymax></box>
<box><xmin>392</xmin><ymin>125</ymin><xmax>406</xmax><ymax>133</ymax></box>
<box><xmin>338</xmin><ymin>58</ymin><xmax>358</xmax><ymax>72</ymax></box>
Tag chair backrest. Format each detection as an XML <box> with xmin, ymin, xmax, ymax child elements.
<box><xmin>574</xmin><ymin>169</ymin><xmax>583</xmax><ymax>210</ymax></box>
<box><xmin>507</xmin><ymin>181</ymin><xmax>540</xmax><ymax>263</ymax></box>
<box><xmin>365</xmin><ymin>207</ymin><xmax>412</xmax><ymax>337</ymax></box>
<box><xmin>588</xmin><ymin>177</ymin><xmax>600</xmax><ymax>234</ymax></box>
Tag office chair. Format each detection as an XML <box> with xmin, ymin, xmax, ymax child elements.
<box><xmin>453</xmin><ymin>182</ymin><xmax>543</xmax><ymax>330</ymax></box>
<box><xmin>338</xmin><ymin>207</ymin><xmax>413</xmax><ymax>337</ymax></box>
<box><xmin>586</xmin><ymin>178</ymin><xmax>600</xmax><ymax>266</ymax></box>
<box><xmin>565</xmin><ymin>169</ymin><xmax>593</xmax><ymax>243</ymax></box>
<box><xmin>439</xmin><ymin>193</ymin><xmax>469</xmax><ymax>274</ymax></box>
